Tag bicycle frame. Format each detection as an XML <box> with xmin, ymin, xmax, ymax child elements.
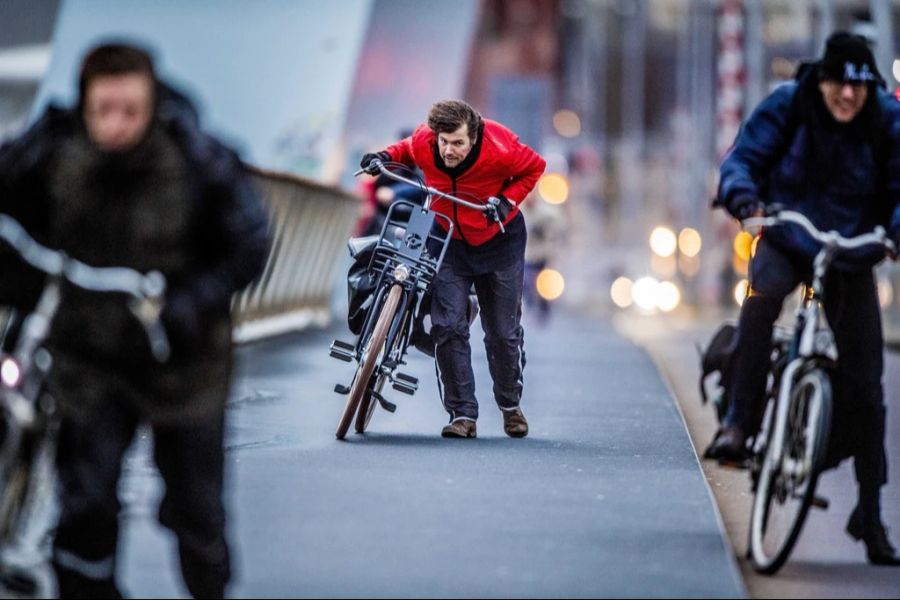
<box><xmin>354</xmin><ymin>199</ymin><xmax>453</xmax><ymax>365</ymax></box>
<box><xmin>745</xmin><ymin>211</ymin><xmax>886</xmax><ymax>468</ymax></box>
<box><xmin>743</xmin><ymin>210</ymin><xmax>894</xmax><ymax>572</ymax></box>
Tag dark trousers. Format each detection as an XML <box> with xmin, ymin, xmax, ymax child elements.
<box><xmin>52</xmin><ymin>398</ymin><xmax>230</xmax><ymax>599</ymax></box>
<box><xmin>431</xmin><ymin>257</ymin><xmax>526</xmax><ymax>421</ymax></box>
<box><xmin>726</xmin><ymin>237</ymin><xmax>887</xmax><ymax>491</ymax></box>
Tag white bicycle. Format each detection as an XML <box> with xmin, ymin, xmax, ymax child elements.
<box><xmin>741</xmin><ymin>210</ymin><xmax>895</xmax><ymax>574</ymax></box>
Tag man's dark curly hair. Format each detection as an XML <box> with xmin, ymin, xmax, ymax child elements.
<box><xmin>427</xmin><ymin>100</ymin><xmax>482</xmax><ymax>143</ymax></box>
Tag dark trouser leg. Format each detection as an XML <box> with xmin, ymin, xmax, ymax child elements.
<box><xmin>725</xmin><ymin>239</ymin><xmax>800</xmax><ymax>434</ymax></box>
<box><xmin>53</xmin><ymin>403</ymin><xmax>139</xmax><ymax>599</ymax></box>
<box><xmin>826</xmin><ymin>270</ymin><xmax>886</xmax><ymax>520</ymax></box>
<box><xmin>474</xmin><ymin>259</ymin><xmax>526</xmax><ymax>412</ymax></box>
<box><xmin>152</xmin><ymin>410</ymin><xmax>230</xmax><ymax>599</ymax></box>
<box><xmin>431</xmin><ymin>261</ymin><xmax>479</xmax><ymax>421</ymax></box>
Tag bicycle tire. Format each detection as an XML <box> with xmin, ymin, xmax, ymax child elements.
<box><xmin>356</xmin><ymin>299</ymin><xmax>412</xmax><ymax>434</ymax></box>
<box><xmin>749</xmin><ymin>366</ymin><xmax>832</xmax><ymax>574</ymax></box>
<box><xmin>336</xmin><ymin>284</ymin><xmax>402</xmax><ymax>440</ymax></box>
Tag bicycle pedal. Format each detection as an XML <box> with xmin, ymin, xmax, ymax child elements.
<box><xmin>811</xmin><ymin>495</ymin><xmax>830</xmax><ymax>510</ymax></box>
<box><xmin>395</xmin><ymin>372</ymin><xmax>418</xmax><ymax>385</ymax></box>
<box><xmin>392</xmin><ymin>381</ymin><xmax>417</xmax><ymax>395</ymax></box>
<box><xmin>329</xmin><ymin>340</ymin><xmax>355</xmax><ymax>362</ymax></box>
<box><xmin>392</xmin><ymin>373</ymin><xmax>418</xmax><ymax>395</ymax></box>
<box><xmin>334</xmin><ymin>384</ymin><xmax>350</xmax><ymax>395</ymax></box>
<box><xmin>371</xmin><ymin>391</ymin><xmax>397</xmax><ymax>413</ymax></box>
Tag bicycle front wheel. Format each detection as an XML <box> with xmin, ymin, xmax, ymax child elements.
<box><xmin>336</xmin><ymin>284</ymin><xmax>402</xmax><ymax>440</ymax></box>
<box><xmin>749</xmin><ymin>367</ymin><xmax>832</xmax><ymax>574</ymax></box>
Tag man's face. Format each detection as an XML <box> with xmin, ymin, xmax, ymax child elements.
<box><xmin>83</xmin><ymin>73</ymin><xmax>154</xmax><ymax>152</ymax></box>
<box><xmin>437</xmin><ymin>124</ymin><xmax>474</xmax><ymax>168</ymax></box>
<box><xmin>818</xmin><ymin>79</ymin><xmax>869</xmax><ymax>123</ymax></box>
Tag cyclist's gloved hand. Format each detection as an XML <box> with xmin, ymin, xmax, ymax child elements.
<box><xmin>360</xmin><ymin>151</ymin><xmax>390</xmax><ymax>174</ymax></box>
<box><xmin>486</xmin><ymin>195</ymin><xmax>513</xmax><ymax>224</ymax></box>
<box><xmin>888</xmin><ymin>225</ymin><xmax>900</xmax><ymax>258</ymax></box>
<box><xmin>729</xmin><ymin>194</ymin><xmax>766</xmax><ymax>221</ymax></box>
<box><xmin>161</xmin><ymin>290</ymin><xmax>204</xmax><ymax>354</ymax></box>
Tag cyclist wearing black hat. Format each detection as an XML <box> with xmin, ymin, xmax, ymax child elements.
<box><xmin>707</xmin><ymin>32</ymin><xmax>900</xmax><ymax>566</ymax></box>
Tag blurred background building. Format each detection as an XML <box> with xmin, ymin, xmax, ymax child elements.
<box><xmin>2</xmin><ymin>0</ymin><xmax>900</xmax><ymax>331</ymax></box>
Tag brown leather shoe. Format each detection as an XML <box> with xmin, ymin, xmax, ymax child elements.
<box><xmin>441</xmin><ymin>419</ymin><xmax>477</xmax><ymax>438</ymax></box>
<box><xmin>502</xmin><ymin>408</ymin><xmax>528</xmax><ymax>438</ymax></box>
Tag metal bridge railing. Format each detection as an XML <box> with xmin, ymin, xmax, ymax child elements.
<box><xmin>232</xmin><ymin>166</ymin><xmax>359</xmax><ymax>342</ymax></box>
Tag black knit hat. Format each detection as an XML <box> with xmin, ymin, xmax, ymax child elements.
<box><xmin>819</xmin><ymin>31</ymin><xmax>883</xmax><ymax>84</ymax></box>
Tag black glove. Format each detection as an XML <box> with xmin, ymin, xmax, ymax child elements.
<box><xmin>360</xmin><ymin>151</ymin><xmax>390</xmax><ymax>174</ymax></box>
<box><xmin>486</xmin><ymin>195</ymin><xmax>513</xmax><ymax>224</ymax></box>
<box><xmin>160</xmin><ymin>290</ymin><xmax>204</xmax><ymax>354</ymax></box>
<box><xmin>888</xmin><ymin>226</ymin><xmax>900</xmax><ymax>258</ymax></box>
<box><xmin>729</xmin><ymin>194</ymin><xmax>765</xmax><ymax>221</ymax></box>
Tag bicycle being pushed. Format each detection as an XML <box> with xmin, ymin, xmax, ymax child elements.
<box><xmin>0</xmin><ymin>213</ymin><xmax>169</xmax><ymax>593</ymax></box>
<box><xmin>731</xmin><ymin>209</ymin><xmax>895</xmax><ymax>574</ymax></box>
<box><xmin>329</xmin><ymin>159</ymin><xmax>504</xmax><ymax>440</ymax></box>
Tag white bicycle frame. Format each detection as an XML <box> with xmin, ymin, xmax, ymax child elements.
<box><xmin>743</xmin><ymin>210</ymin><xmax>894</xmax><ymax>475</ymax></box>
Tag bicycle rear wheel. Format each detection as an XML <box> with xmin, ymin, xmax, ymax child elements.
<box><xmin>749</xmin><ymin>367</ymin><xmax>832</xmax><ymax>574</ymax></box>
<box><xmin>336</xmin><ymin>284</ymin><xmax>402</xmax><ymax>440</ymax></box>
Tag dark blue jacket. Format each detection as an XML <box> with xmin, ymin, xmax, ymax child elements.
<box><xmin>717</xmin><ymin>74</ymin><xmax>900</xmax><ymax>269</ymax></box>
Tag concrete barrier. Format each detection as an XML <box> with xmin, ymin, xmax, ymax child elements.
<box><xmin>232</xmin><ymin>166</ymin><xmax>359</xmax><ymax>342</ymax></box>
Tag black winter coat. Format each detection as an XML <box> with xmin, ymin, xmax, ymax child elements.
<box><xmin>0</xmin><ymin>88</ymin><xmax>270</xmax><ymax>423</ymax></box>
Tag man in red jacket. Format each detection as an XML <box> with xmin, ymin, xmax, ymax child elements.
<box><xmin>361</xmin><ymin>100</ymin><xmax>546</xmax><ymax>438</ymax></box>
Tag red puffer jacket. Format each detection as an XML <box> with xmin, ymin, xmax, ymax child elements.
<box><xmin>383</xmin><ymin>119</ymin><xmax>546</xmax><ymax>246</ymax></box>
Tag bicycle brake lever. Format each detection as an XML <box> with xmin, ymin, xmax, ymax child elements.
<box><xmin>485</xmin><ymin>199</ymin><xmax>506</xmax><ymax>234</ymax></box>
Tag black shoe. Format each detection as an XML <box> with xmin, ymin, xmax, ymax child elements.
<box><xmin>847</xmin><ymin>508</ymin><xmax>900</xmax><ymax>566</ymax></box>
<box><xmin>704</xmin><ymin>425</ymin><xmax>748</xmax><ymax>463</ymax></box>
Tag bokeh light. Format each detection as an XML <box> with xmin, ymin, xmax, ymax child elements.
<box><xmin>553</xmin><ymin>109</ymin><xmax>582</xmax><ymax>138</ymax></box>
<box><xmin>538</xmin><ymin>173</ymin><xmax>569</xmax><ymax>205</ymax></box>
<box><xmin>610</xmin><ymin>277</ymin><xmax>634</xmax><ymax>308</ymax></box>
<box><xmin>536</xmin><ymin>269</ymin><xmax>565</xmax><ymax>301</ymax></box>
<box><xmin>632</xmin><ymin>276</ymin><xmax>660</xmax><ymax>311</ymax></box>
<box><xmin>650</xmin><ymin>226</ymin><xmax>677</xmax><ymax>258</ymax></box>
<box><xmin>678</xmin><ymin>227</ymin><xmax>702</xmax><ymax>258</ymax></box>
<box><xmin>733</xmin><ymin>231</ymin><xmax>754</xmax><ymax>262</ymax></box>
<box><xmin>1</xmin><ymin>358</ymin><xmax>21</xmax><ymax>387</ymax></box>
<box><xmin>657</xmin><ymin>281</ymin><xmax>681</xmax><ymax>312</ymax></box>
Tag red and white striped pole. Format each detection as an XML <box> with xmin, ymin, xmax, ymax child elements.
<box><xmin>716</xmin><ymin>0</ymin><xmax>745</xmax><ymax>160</ymax></box>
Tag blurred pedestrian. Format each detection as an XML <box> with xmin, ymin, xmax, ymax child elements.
<box><xmin>520</xmin><ymin>192</ymin><xmax>565</xmax><ymax>325</ymax></box>
<box><xmin>0</xmin><ymin>42</ymin><xmax>269</xmax><ymax>596</ymax></box>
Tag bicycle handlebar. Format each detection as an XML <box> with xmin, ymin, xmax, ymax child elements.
<box><xmin>743</xmin><ymin>210</ymin><xmax>897</xmax><ymax>256</ymax></box>
<box><xmin>355</xmin><ymin>160</ymin><xmax>507</xmax><ymax>233</ymax></box>
<box><xmin>0</xmin><ymin>213</ymin><xmax>171</xmax><ymax>362</ymax></box>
